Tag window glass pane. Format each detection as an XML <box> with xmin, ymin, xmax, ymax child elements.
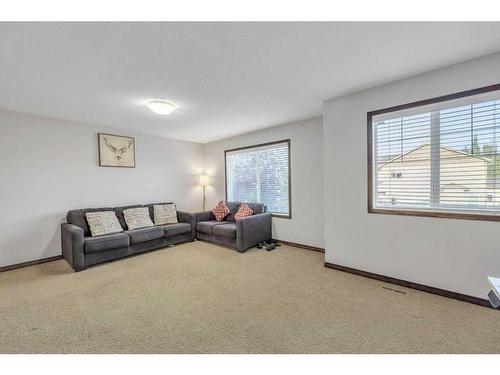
<box><xmin>371</xmin><ymin>88</ymin><xmax>500</xmax><ymax>217</ymax></box>
<box><xmin>440</xmin><ymin>101</ymin><xmax>500</xmax><ymax>209</ymax></box>
<box><xmin>375</xmin><ymin>114</ymin><xmax>431</xmax><ymax>208</ymax></box>
<box><xmin>226</xmin><ymin>142</ymin><xmax>289</xmax><ymax>215</ymax></box>
<box><xmin>227</xmin><ymin>152</ymin><xmax>258</xmax><ymax>203</ymax></box>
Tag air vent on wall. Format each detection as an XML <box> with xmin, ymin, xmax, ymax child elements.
<box><xmin>381</xmin><ymin>286</ymin><xmax>408</xmax><ymax>295</ymax></box>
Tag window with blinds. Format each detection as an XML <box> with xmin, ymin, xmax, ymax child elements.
<box><xmin>225</xmin><ymin>140</ymin><xmax>290</xmax><ymax>217</ymax></box>
<box><xmin>369</xmin><ymin>85</ymin><xmax>500</xmax><ymax>220</ymax></box>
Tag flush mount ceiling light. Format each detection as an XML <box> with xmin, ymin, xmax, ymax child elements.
<box><xmin>146</xmin><ymin>99</ymin><xmax>177</xmax><ymax>115</ymax></box>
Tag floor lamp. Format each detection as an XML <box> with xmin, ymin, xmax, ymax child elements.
<box><xmin>199</xmin><ymin>174</ymin><xmax>210</xmax><ymax>211</ymax></box>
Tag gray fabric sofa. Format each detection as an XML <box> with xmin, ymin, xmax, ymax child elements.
<box><xmin>195</xmin><ymin>202</ymin><xmax>272</xmax><ymax>252</ymax></box>
<box><xmin>61</xmin><ymin>202</ymin><xmax>196</xmax><ymax>271</ymax></box>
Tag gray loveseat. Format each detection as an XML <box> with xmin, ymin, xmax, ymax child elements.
<box><xmin>195</xmin><ymin>202</ymin><xmax>272</xmax><ymax>252</ymax></box>
<box><xmin>61</xmin><ymin>202</ymin><xmax>195</xmax><ymax>271</ymax></box>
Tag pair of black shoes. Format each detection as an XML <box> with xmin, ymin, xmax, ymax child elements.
<box><xmin>256</xmin><ymin>240</ymin><xmax>281</xmax><ymax>251</ymax></box>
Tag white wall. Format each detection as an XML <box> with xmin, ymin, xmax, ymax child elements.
<box><xmin>323</xmin><ymin>52</ymin><xmax>500</xmax><ymax>298</ymax></box>
<box><xmin>0</xmin><ymin>109</ymin><xmax>204</xmax><ymax>267</ymax></box>
<box><xmin>203</xmin><ymin>118</ymin><xmax>324</xmax><ymax>248</ymax></box>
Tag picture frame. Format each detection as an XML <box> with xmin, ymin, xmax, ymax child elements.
<box><xmin>98</xmin><ymin>133</ymin><xmax>136</xmax><ymax>168</ymax></box>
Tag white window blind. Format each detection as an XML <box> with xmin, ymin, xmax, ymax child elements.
<box><xmin>225</xmin><ymin>141</ymin><xmax>290</xmax><ymax>216</ymax></box>
<box><xmin>371</xmin><ymin>88</ymin><xmax>500</xmax><ymax>216</ymax></box>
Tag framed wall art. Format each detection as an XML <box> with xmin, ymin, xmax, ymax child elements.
<box><xmin>98</xmin><ymin>133</ymin><xmax>136</xmax><ymax>168</ymax></box>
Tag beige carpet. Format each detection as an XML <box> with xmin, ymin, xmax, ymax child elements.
<box><xmin>1</xmin><ymin>241</ymin><xmax>499</xmax><ymax>353</ymax></box>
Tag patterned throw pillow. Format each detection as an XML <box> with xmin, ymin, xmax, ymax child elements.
<box><xmin>235</xmin><ymin>203</ymin><xmax>253</xmax><ymax>220</ymax></box>
<box><xmin>154</xmin><ymin>203</ymin><xmax>178</xmax><ymax>225</ymax></box>
<box><xmin>85</xmin><ymin>211</ymin><xmax>123</xmax><ymax>237</ymax></box>
<box><xmin>212</xmin><ymin>201</ymin><xmax>230</xmax><ymax>222</ymax></box>
<box><xmin>123</xmin><ymin>207</ymin><xmax>154</xmax><ymax>230</ymax></box>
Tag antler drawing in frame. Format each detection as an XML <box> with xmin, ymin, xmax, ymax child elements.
<box><xmin>98</xmin><ymin>133</ymin><xmax>136</xmax><ymax>167</ymax></box>
<box><xmin>103</xmin><ymin>137</ymin><xmax>133</xmax><ymax>160</ymax></box>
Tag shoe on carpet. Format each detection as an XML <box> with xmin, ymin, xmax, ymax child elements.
<box><xmin>266</xmin><ymin>243</ymin><xmax>276</xmax><ymax>251</ymax></box>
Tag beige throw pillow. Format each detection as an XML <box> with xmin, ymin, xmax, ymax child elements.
<box><xmin>123</xmin><ymin>207</ymin><xmax>154</xmax><ymax>230</ymax></box>
<box><xmin>85</xmin><ymin>211</ymin><xmax>123</xmax><ymax>237</ymax></box>
<box><xmin>154</xmin><ymin>204</ymin><xmax>178</xmax><ymax>225</ymax></box>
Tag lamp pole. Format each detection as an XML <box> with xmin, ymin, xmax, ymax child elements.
<box><xmin>202</xmin><ymin>185</ymin><xmax>206</xmax><ymax>211</ymax></box>
<box><xmin>199</xmin><ymin>174</ymin><xmax>209</xmax><ymax>211</ymax></box>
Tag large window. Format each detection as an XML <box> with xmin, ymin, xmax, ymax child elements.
<box><xmin>225</xmin><ymin>140</ymin><xmax>291</xmax><ymax>218</ymax></box>
<box><xmin>368</xmin><ymin>84</ymin><xmax>500</xmax><ymax>221</ymax></box>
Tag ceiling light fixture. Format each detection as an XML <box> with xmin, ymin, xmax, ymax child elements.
<box><xmin>146</xmin><ymin>99</ymin><xmax>177</xmax><ymax>115</ymax></box>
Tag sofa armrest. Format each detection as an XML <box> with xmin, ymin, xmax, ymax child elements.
<box><xmin>236</xmin><ymin>213</ymin><xmax>272</xmax><ymax>252</ymax></box>
<box><xmin>194</xmin><ymin>211</ymin><xmax>215</xmax><ymax>222</ymax></box>
<box><xmin>177</xmin><ymin>210</ymin><xmax>196</xmax><ymax>240</ymax></box>
<box><xmin>61</xmin><ymin>223</ymin><xmax>86</xmax><ymax>271</ymax></box>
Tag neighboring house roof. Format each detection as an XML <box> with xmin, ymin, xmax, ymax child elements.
<box><xmin>378</xmin><ymin>143</ymin><xmax>491</xmax><ymax>170</ymax></box>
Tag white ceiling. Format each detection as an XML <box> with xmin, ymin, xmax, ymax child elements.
<box><xmin>1</xmin><ymin>22</ymin><xmax>500</xmax><ymax>143</ymax></box>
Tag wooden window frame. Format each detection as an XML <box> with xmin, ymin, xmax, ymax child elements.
<box><xmin>224</xmin><ymin>139</ymin><xmax>292</xmax><ymax>219</ymax></box>
<box><xmin>367</xmin><ymin>83</ymin><xmax>500</xmax><ymax>222</ymax></box>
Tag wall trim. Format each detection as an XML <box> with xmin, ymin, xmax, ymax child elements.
<box><xmin>274</xmin><ymin>239</ymin><xmax>325</xmax><ymax>253</ymax></box>
<box><xmin>0</xmin><ymin>255</ymin><xmax>63</xmax><ymax>273</ymax></box>
<box><xmin>324</xmin><ymin>262</ymin><xmax>491</xmax><ymax>308</ymax></box>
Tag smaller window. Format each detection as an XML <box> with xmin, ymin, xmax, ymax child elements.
<box><xmin>225</xmin><ymin>140</ymin><xmax>291</xmax><ymax>217</ymax></box>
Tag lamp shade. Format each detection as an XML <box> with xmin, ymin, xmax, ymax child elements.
<box><xmin>199</xmin><ymin>174</ymin><xmax>210</xmax><ymax>186</ymax></box>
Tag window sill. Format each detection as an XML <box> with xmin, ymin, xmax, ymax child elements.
<box><xmin>271</xmin><ymin>213</ymin><xmax>292</xmax><ymax>219</ymax></box>
<box><xmin>369</xmin><ymin>207</ymin><xmax>500</xmax><ymax>222</ymax></box>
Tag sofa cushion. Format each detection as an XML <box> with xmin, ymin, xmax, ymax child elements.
<box><xmin>113</xmin><ymin>204</ymin><xmax>144</xmax><ymax>230</ymax></box>
<box><xmin>197</xmin><ymin>220</ymin><xmax>229</xmax><ymax>235</ymax></box>
<box><xmin>212</xmin><ymin>201</ymin><xmax>230</xmax><ymax>221</ymax></box>
<box><xmin>213</xmin><ymin>223</ymin><xmax>236</xmax><ymax>238</ymax></box>
<box><xmin>85</xmin><ymin>211</ymin><xmax>123</xmax><ymax>237</ymax></box>
<box><xmin>84</xmin><ymin>232</ymin><xmax>130</xmax><ymax>253</ymax></box>
<box><xmin>224</xmin><ymin>202</ymin><xmax>265</xmax><ymax>221</ymax></box>
<box><xmin>163</xmin><ymin>222</ymin><xmax>191</xmax><ymax>237</ymax></box>
<box><xmin>146</xmin><ymin>202</ymin><xmax>175</xmax><ymax>222</ymax></box>
<box><xmin>235</xmin><ymin>203</ymin><xmax>253</xmax><ymax>220</ymax></box>
<box><xmin>123</xmin><ymin>207</ymin><xmax>154</xmax><ymax>230</ymax></box>
<box><xmin>245</xmin><ymin>202</ymin><xmax>265</xmax><ymax>214</ymax></box>
<box><xmin>225</xmin><ymin>202</ymin><xmax>241</xmax><ymax>222</ymax></box>
<box><xmin>67</xmin><ymin>207</ymin><xmax>114</xmax><ymax>236</ymax></box>
<box><xmin>154</xmin><ymin>203</ymin><xmax>178</xmax><ymax>225</ymax></box>
<box><xmin>124</xmin><ymin>226</ymin><xmax>164</xmax><ymax>244</ymax></box>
